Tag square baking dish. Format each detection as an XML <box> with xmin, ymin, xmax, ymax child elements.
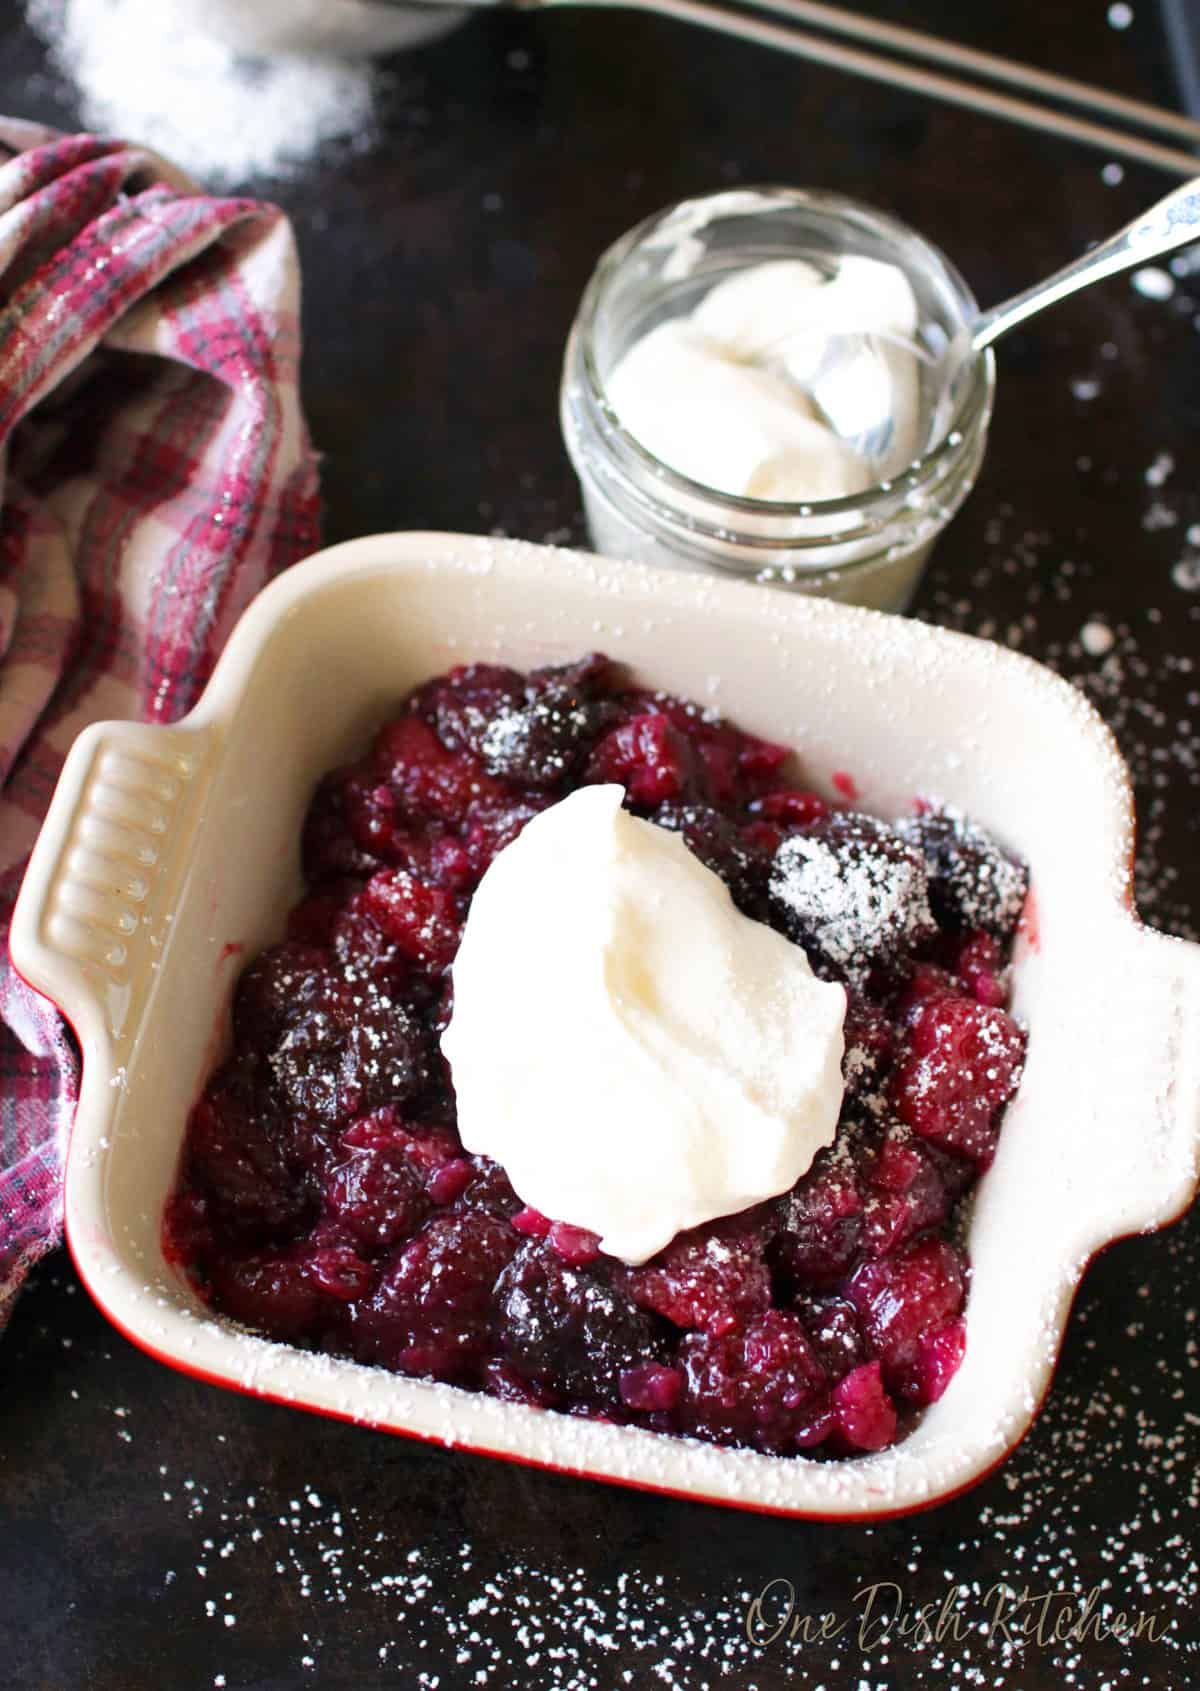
<box><xmin>11</xmin><ymin>532</ymin><xmax>1200</xmax><ymax>1519</ymax></box>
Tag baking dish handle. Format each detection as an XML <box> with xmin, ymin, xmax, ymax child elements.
<box><xmin>9</xmin><ymin>718</ymin><xmax>213</xmax><ymax>1056</ymax></box>
<box><xmin>1084</xmin><ymin>921</ymin><xmax>1200</xmax><ymax>1246</ymax></box>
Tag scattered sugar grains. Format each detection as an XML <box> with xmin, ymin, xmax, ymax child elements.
<box><xmin>83</xmin><ymin>1263</ymin><xmax>1197</xmax><ymax>1691</ymax></box>
<box><xmin>26</xmin><ymin>0</ymin><xmax>390</xmax><ymax>187</ymax></box>
<box><xmin>925</xmin><ymin>446</ymin><xmax>1200</xmax><ymax>942</ymax></box>
<box><xmin>1080</xmin><ymin>619</ymin><xmax>1115</xmax><ymax>657</ymax></box>
<box><xmin>1131</xmin><ymin>268</ymin><xmax>1175</xmax><ymax>302</ymax></box>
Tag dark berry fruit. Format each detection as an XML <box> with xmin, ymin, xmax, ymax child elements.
<box><xmin>207</xmin><ymin>1248</ymin><xmax>324</xmax><ymax>1341</ymax></box>
<box><xmin>652</xmin><ymin>802</ymin><xmax>771</xmax><ymax>917</ymax></box>
<box><xmin>410</xmin><ymin>662</ymin><xmax>527</xmax><ymax>754</ymax></box>
<box><xmin>463</xmin><ymin>656</ymin><xmax>617</xmax><ymax>788</ymax></box>
<box><xmin>896</xmin><ymin>807</ymin><xmax>1028</xmax><ymax>944</ymax></box>
<box><xmin>750</xmin><ymin>789</ymin><xmax>831</xmax><ymax>830</ymax></box>
<box><xmin>792</xmin><ymin>1294</ymin><xmax>865</xmax><ymax>1383</ymax></box>
<box><xmin>301</xmin><ymin>769</ymin><xmax>385</xmax><ymax>884</ymax></box>
<box><xmin>233</xmin><ymin>943</ymin><xmax>330</xmax><ymax>1048</ymax></box>
<box><xmin>769</xmin><ymin>813</ymin><xmax>936</xmax><ymax>984</ymax></box>
<box><xmin>496</xmin><ymin>1242</ymin><xmax>660</xmax><ymax>1408</ymax></box>
<box><xmin>186</xmin><ymin>1062</ymin><xmax>314</xmax><ymax>1241</ymax></box>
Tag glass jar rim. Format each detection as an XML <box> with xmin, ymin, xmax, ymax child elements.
<box><xmin>576</xmin><ymin>184</ymin><xmax>995</xmax><ymax>520</ymax></box>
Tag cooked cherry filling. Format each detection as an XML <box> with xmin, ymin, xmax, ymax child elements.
<box><xmin>164</xmin><ymin>655</ymin><xmax>1028</xmax><ymax>1458</ymax></box>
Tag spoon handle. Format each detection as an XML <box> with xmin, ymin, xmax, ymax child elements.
<box><xmin>972</xmin><ymin>176</ymin><xmax>1200</xmax><ymax>351</ymax></box>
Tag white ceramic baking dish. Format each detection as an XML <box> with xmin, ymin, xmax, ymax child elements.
<box><xmin>11</xmin><ymin>532</ymin><xmax>1200</xmax><ymax>1519</ymax></box>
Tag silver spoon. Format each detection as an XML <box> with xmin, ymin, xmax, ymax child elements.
<box><xmin>818</xmin><ymin>175</ymin><xmax>1200</xmax><ymax>466</ymax></box>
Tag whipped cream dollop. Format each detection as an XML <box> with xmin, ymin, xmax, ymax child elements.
<box><xmin>604</xmin><ymin>256</ymin><xmax>922</xmax><ymax>501</ymax></box>
<box><xmin>441</xmin><ymin>784</ymin><xmax>846</xmax><ymax>1264</ymax></box>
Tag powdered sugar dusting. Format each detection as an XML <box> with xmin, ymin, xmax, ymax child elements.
<box><xmin>769</xmin><ymin>816</ymin><xmax>935</xmax><ymax>984</ymax></box>
<box><xmin>26</xmin><ymin>0</ymin><xmax>394</xmax><ymax>187</ymax></box>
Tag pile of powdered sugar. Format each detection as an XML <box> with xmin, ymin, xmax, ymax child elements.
<box><xmin>24</xmin><ymin>0</ymin><xmax>450</xmax><ymax>188</ymax></box>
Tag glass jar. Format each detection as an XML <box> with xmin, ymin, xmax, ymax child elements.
<box><xmin>560</xmin><ymin>187</ymin><xmax>995</xmax><ymax>614</ymax></box>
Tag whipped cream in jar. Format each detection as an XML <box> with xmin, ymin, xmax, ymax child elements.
<box><xmin>560</xmin><ymin>188</ymin><xmax>995</xmax><ymax>613</ymax></box>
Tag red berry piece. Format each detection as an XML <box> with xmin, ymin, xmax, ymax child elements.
<box><xmin>323</xmin><ymin>1135</ymin><xmax>429</xmax><ymax>1254</ymax></box>
<box><xmin>456</xmin><ymin>1155</ymin><xmax>522</xmax><ymax>1219</ymax></box>
<box><xmin>362</xmin><ymin>869</ymin><xmax>461</xmax><ymax>972</ymax></box>
<box><xmin>481</xmin><ymin>1359</ymin><xmax>560</xmax><ymax>1408</ymax></box>
<box><xmin>351</xmin><ymin>1211</ymin><xmax>518</xmax><ymax>1378</ymax></box>
<box><xmin>426</xmin><ymin>1157</ymin><xmax>473</xmax><ymax>1206</ymax></box>
<box><xmin>770</xmin><ymin>1153</ymin><xmax>864</xmax><ymax>1291</ymax></box>
<box><xmin>387</xmin><ymin>1210</ymin><xmax>516</xmax><ymax>1321</ymax></box>
<box><xmin>832</xmin><ymin>1360</ymin><xmax>898</xmax><ymax>1452</ymax></box>
<box><xmin>374</xmin><ymin>714</ymin><xmax>509</xmax><ymax>826</ymax></box>
<box><xmin>617</xmin><ymin>1215</ymin><xmax>771</xmax><ymax>1335</ymax></box>
<box><xmin>752</xmin><ymin>789</ymin><xmax>831</xmax><ymax>830</ymax></box>
<box><xmin>338</xmin><ymin>771</ymin><xmax>419</xmax><ymax>866</ymax></box>
<box><xmin>328</xmin><ymin>891</ymin><xmax>407</xmax><ymax>982</ymax></box>
<box><xmin>892</xmin><ymin>995</ymin><xmax>1025</xmax><ymax>1166</ymax></box>
<box><xmin>955</xmin><ymin>930</ymin><xmax>1008</xmax><ymax>1008</ymax></box>
<box><xmin>907</xmin><ymin>1318</ymin><xmax>967</xmax><ymax>1406</ymax></box>
<box><xmin>510</xmin><ymin>1206</ymin><xmax>553</xmax><ymax>1239</ymax></box>
<box><xmin>845</xmin><ymin>1237</ymin><xmax>966</xmax><ymax>1401</ymax></box>
<box><xmin>547</xmin><ymin>1222</ymin><xmax>603</xmax><ymax>1265</ymax></box>
<box><xmin>899</xmin><ymin>961</ymin><xmax>959</xmax><ymax>1016</ymax></box>
<box><xmin>793</xmin><ymin>1405</ymin><xmax>838</xmax><ymax>1450</ymax></box>
<box><xmin>586</xmin><ymin>713</ymin><xmax>696</xmax><ymax>806</ymax></box>
<box><xmin>840</xmin><ymin>992</ymin><xmax>895</xmax><ymax>1105</ymax></box>
<box><xmin>677</xmin><ymin>1311</ymin><xmax>828</xmax><ymax>1454</ymax></box>
<box><xmin>735</xmin><ymin>732</ymin><xmax>790</xmax><ymax>785</ymax></box>
<box><xmin>619</xmin><ymin>1362</ymin><xmax>684</xmax><ymax>1413</ymax></box>
<box><xmin>304</xmin><ymin>1237</ymin><xmax>376</xmax><ymax>1301</ymax></box>
<box><xmin>858</xmin><ymin>1125</ymin><xmax>950</xmax><ymax>1258</ymax></box>
<box><xmin>644</xmin><ymin>693</ymin><xmax>781</xmax><ymax>804</ymax></box>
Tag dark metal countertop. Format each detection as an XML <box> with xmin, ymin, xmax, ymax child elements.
<box><xmin>1</xmin><ymin>4</ymin><xmax>1198</xmax><ymax>1687</ymax></box>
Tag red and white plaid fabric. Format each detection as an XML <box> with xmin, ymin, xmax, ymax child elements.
<box><xmin>0</xmin><ymin>119</ymin><xmax>320</xmax><ymax>1323</ymax></box>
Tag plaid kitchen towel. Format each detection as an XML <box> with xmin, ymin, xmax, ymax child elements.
<box><xmin>0</xmin><ymin>119</ymin><xmax>320</xmax><ymax>1323</ymax></box>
